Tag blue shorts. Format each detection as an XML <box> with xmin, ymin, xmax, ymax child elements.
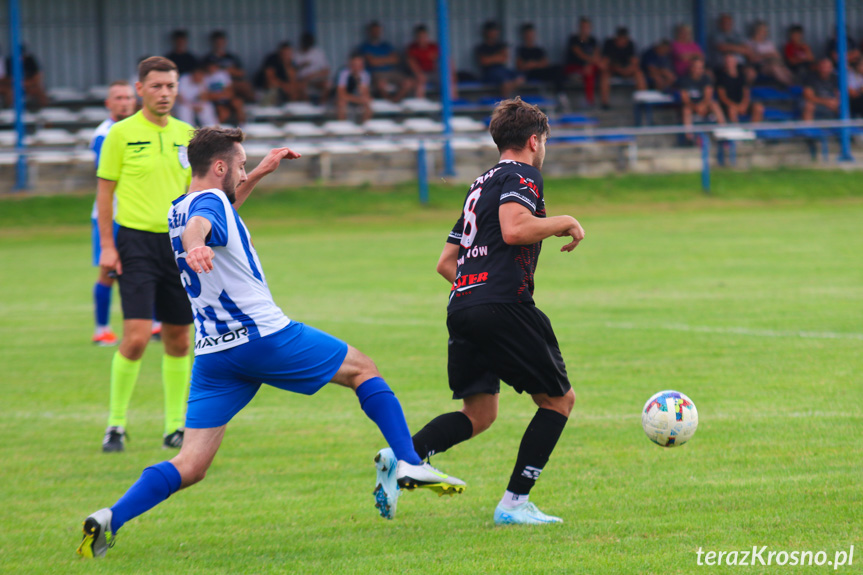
<box><xmin>185</xmin><ymin>322</ymin><xmax>349</xmax><ymax>429</ymax></box>
<box><xmin>91</xmin><ymin>218</ymin><xmax>120</xmax><ymax>267</ymax></box>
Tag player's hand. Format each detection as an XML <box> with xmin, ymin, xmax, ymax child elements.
<box><xmin>556</xmin><ymin>217</ymin><xmax>585</xmax><ymax>252</ymax></box>
<box><xmin>256</xmin><ymin>147</ymin><xmax>302</xmax><ymax>176</ymax></box>
<box><xmin>100</xmin><ymin>246</ymin><xmax>122</xmax><ymax>276</ymax></box>
<box><xmin>186</xmin><ymin>245</ymin><xmax>215</xmax><ymax>274</ymax></box>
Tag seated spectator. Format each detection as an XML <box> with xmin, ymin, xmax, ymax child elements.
<box><xmin>358</xmin><ymin>21</ymin><xmax>415</xmax><ymax>102</ymax></box>
<box><xmin>712</xmin><ymin>14</ymin><xmax>753</xmax><ymax>69</ymax></box>
<box><xmin>1</xmin><ymin>44</ymin><xmax>48</xmax><ymax>109</ymax></box>
<box><xmin>336</xmin><ymin>52</ymin><xmax>372</xmax><ymax>123</ymax></box>
<box><xmin>475</xmin><ymin>20</ymin><xmax>524</xmax><ymax>98</ymax></box>
<box><xmin>407</xmin><ymin>24</ymin><xmax>457</xmax><ymax>100</ymax></box>
<box><xmin>255</xmin><ymin>42</ymin><xmax>303</xmax><ymax>105</ymax></box>
<box><xmin>205</xmin><ymin>30</ymin><xmax>255</xmax><ymax>102</ymax></box>
<box><xmin>848</xmin><ymin>57</ymin><xmax>863</xmax><ymax>118</ymax></box>
<box><xmin>601</xmin><ymin>27</ymin><xmax>647</xmax><ymax>105</ymax></box>
<box><xmin>716</xmin><ymin>53</ymin><xmax>763</xmax><ymax>123</ymax></box>
<box><xmin>747</xmin><ymin>21</ymin><xmax>793</xmax><ymax>85</ymax></box>
<box><xmin>165</xmin><ymin>29</ymin><xmax>199</xmax><ymax>76</ymax></box>
<box><xmin>565</xmin><ymin>16</ymin><xmax>607</xmax><ymax>107</ymax></box>
<box><xmin>175</xmin><ymin>63</ymin><xmax>218</xmax><ymax>127</ymax></box>
<box><xmin>641</xmin><ymin>39</ymin><xmax>676</xmax><ymax>92</ymax></box>
<box><xmin>802</xmin><ymin>58</ymin><xmax>839</xmax><ymax>121</ymax></box>
<box><xmin>516</xmin><ymin>23</ymin><xmax>567</xmax><ymax>106</ymax></box>
<box><xmin>783</xmin><ymin>25</ymin><xmax>815</xmax><ymax>80</ymax></box>
<box><xmin>675</xmin><ymin>56</ymin><xmax>725</xmax><ymax>140</ymax></box>
<box><xmin>295</xmin><ymin>33</ymin><xmax>332</xmax><ymax>104</ymax></box>
<box><xmin>671</xmin><ymin>24</ymin><xmax>704</xmax><ymax>78</ymax></box>
<box><xmin>826</xmin><ymin>31</ymin><xmax>861</xmax><ymax>67</ymax></box>
<box><xmin>203</xmin><ymin>56</ymin><xmax>246</xmax><ymax>125</ymax></box>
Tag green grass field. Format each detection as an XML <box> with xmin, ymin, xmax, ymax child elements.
<box><xmin>1</xmin><ymin>169</ymin><xmax>861</xmax><ymax>574</ymax></box>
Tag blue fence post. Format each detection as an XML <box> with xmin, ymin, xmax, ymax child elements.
<box><xmin>9</xmin><ymin>0</ymin><xmax>28</xmax><ymax>191</ymax></box>
<box><xmin>437</xmin><ymin>0</ymin><xmax>456</xmax><ymax>176</ymax></box>
<box><xmin>836</xmin><ymin>0</ymin><xmax>853</xmax><ymax>162</ymax></box>
<box><xmin>700</xmin><ymin>134</ymin><xmax>711</xmax><ymax>194</ymax></box>
<box><xmin>692</xmin><ymin>0</ymin><xmax>708</xmax><ymax>54</ymax></box>
<box><xmin>417</xmin><ymin>140</ymin><xmax>429</xmax><ymax>204</ymax></box>
<box><xmin>302</xmin><ymin>0</ymin><xmax>316</xmax><ymax>36</ymax></box>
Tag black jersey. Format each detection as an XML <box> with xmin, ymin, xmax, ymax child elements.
<box><xmin>446</xmin><ymin>160</ymin><xmax>546</xmax><ymax>312</ymax></box>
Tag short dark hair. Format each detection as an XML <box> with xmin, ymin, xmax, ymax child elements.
<box><xmin>520</xmin><ymin>23</ymin><xmax>535</xmax><ymax>34</ymax></box>
<box><xmin>488</xmin><ymin>97</ymin><xmax>550</xmax><ymax>153</ymax></box>
<box><xmin>278</xmin><ymin>41</ymin><xmax>293</xmax><ymax>50</ymax></box>
<box><xmin>579</xmin><ymin>16</ymin><xmax>590</xmax><ymax>24</ymax></box>
<box><xmin>108</xmin><ymin>79</ymin><xmax>130</xmax><ymax>89</ymax></box>
<box><xmin>171</xmin><ymin>29</ymin><xmax>188</xmax><ymax>40</ymax></box>
<box><xmin>210</xmin><ymin>30</ymin><xmax>226</xmax><ymax>41</ymax></box>
<box><xmin>300</xmin><ymin>32</ymin><xmax>315</xmax><ymax>50</ymax></box>
<box><xmin>188</xmin><ymin>127</ymin><xmax>245</xmax><ymax>178</ymax></box>
<box><xmin>483</xmin><ymin>20</ymin><xmax>499</xmax><ymax>33</ymax></box>
<box><xmin>789</xmin><ymin>24</ymin><xmax>804</xmax><ymax>35</ymax></box>
<box><xmin>616</xmin><ymin>27</ymin><xmax>629</xmax><ymax>37</ymax></box>
<box><xmin>414</xmin><ymin>24</ymin><xmax>428</xmax><ymax>34</ymax></box>
<box><xmin>138</xmin><ymin>56</ymin><xmax>178</xmax><ymax>82</ymax></box>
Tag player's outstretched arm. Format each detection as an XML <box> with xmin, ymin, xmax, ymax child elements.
<box><xmin>183</xmin><ymin>216</ymin><xmax>216</xmax><ymax>274</ymax></box>
<box><xmin>233</xmin><ymin>147</ymin><xmax>302</xmax><ymax>209</ymax></box>
<box><xmin>499</xmin><ymin>202</ymin><xmax>585</xmax><ymax>251</ymax></box>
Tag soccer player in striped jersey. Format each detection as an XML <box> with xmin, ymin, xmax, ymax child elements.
<box><xmin>90</xmin><ymin>81</ymin><xmax>135</xmax><ymax>346</ymax></box>
<box><xmin>76</xmin><ymin>127</ymin><xmax>464</xmax><ymax>558</ymax></box>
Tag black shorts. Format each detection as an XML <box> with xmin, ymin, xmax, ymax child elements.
<box><xmin>446</xmin><ymin>303</ymin><xmax>571</xmax><ymax>399</ymax></box>
<box><xmin>115</xmin><ymin>226</ymin><xmax>194</xmax><ymax>325</ymax></box>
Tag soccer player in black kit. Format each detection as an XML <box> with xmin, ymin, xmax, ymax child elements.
<box><xmin>410</xmin><ymin>97</ymin><xmax>585</xmax><ymax>525</ymax></box>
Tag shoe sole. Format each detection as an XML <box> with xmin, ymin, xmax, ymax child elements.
<box><xmin>76</xmin><ymin>518</ymin><xmax>99</xmax><ymax>558</ymax></box>
<box><xmin>373</xmin><ymin>451</ymin><xmax>398</xmax><ymax>519</ymax></box>
<box><xmin>397</xmin><ymin>479</ymin><xmax>466</xmax><ymax>496</ymax></box>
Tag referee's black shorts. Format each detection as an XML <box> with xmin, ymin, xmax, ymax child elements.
<box><xmin>446</xmin><ymin>302</ymin><xmax>571</xmax><ymax>399</ymax></box>
<box><xmin>115</xmin><ymin>226</ymin><xmax>194</xmax><ymax>325</ymax></box>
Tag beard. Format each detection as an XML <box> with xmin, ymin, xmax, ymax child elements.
<box><xmin>221</xmin><ymin>171</ymin><xmax>237</xmax><ymax>204</ymax></box>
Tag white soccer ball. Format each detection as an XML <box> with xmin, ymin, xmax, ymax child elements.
<box><xmin>641</xmin><ymin>390</ymin><xmax>699</xmax><ymax>447</ymax></box>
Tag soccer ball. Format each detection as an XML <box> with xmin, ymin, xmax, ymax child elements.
<box><xmin>641</xmin><ymin>390</ymin><xmax>698</xmax><ymax>447</ymax></box>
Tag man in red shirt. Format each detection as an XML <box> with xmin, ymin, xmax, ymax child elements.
<box><xmin>783</xmin><ymin>24</ymin><xmax>814</xmax><ymax>80</ymax></box>
<box><xmin>406</xmin><ymin>24</ymin><xmax>457</xmax><ymax>100</ymax></box>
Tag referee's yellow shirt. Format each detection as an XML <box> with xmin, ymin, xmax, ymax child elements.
<box><xmin>97</xmin><ymin>111</ymin><xmax>193</xmax><ymax>233</ymax></box>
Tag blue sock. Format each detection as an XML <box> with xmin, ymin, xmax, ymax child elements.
<box><xmin>110</xmin><ymin>461</ymin><xmax>181</xmax><ymax>533</ymax></box>
<box><xmin>356</xmin><ymin>377</ymin><xmax>422</xmax><ymax>465</ymax></box>
<box><xmin>94</xmin><ymin>282</ymin><xmax>112</xmax><ymax>328</ymax></box>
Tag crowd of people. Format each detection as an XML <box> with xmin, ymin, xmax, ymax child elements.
<box><xmin>4</xmin><ymin>15</ymin><xmax>863</xmax><ymax>131</ymax></box>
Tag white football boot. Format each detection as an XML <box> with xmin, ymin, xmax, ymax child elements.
<box><xmin>76</xmin><ymin>508</ymin><xmax>114</xmax><ymax>558</ymax></box>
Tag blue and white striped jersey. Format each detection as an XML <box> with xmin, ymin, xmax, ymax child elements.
<box><xmin>90</xmin><ymin>118</ymin><xmax>118</xmax><ymax>220</ymax></box>
<box><xmin>167</xmin><ymin>189</ymin><xmax>290</xmax><ymax>355</ymax></box>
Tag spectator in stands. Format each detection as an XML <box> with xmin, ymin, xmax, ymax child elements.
<box><xmin>203</xmin><ymin>55</ymin><xmax>246</xmax><ymax>125</ymax></box>
<box><xmin>475</xmin><ymin>20</ymin><xmax>524</xmax><ymax>98</ymax></box>
<box><xmin>295</xmin><ymin>33</ymin><xmax>332</xmax><ymax>105</ymax></box>
<box><xmin>716</xmin><ymin>53</ymin><xmax>763</xmax><ymax>123</ymax></box>
<box><xmin>783</xmin><ymin>25</ymin><xmax>815</xmax><ymax>80</ymax></box>
<box><xmin>175</xmin><ymin>63</ymin><xmax>218</xmax><ymax>127</ymax></box>
<box><xmin>358</xmin><ymin>21</ymin><xmax>415</xmax><ymax>102</ymax></box>
<box><xmin>165</xmin><ymin>29</ymin><xmax>199</xmax><ymax>76</ymax></box>
<box><xmin>516</xmin><ymin>23</ymin><xmax>567</xmax><ymax>107</ymax></box>
<box><xmin>1</xmin><ymin>44</ymin><xmax>48</xmax><ymax>109</ymax></box>
<box><xmin>256</xmin><ymin>42</ymin><xmax>303</xmax><ymax>105</ymax></box>
<box><xmin>336</xmin><ymin>52</ymin><xmax>372</xmax><ymax>123</ymax></box>
<box><xmin>641</xmin><ymin>39</ymin><xmax>676</xmax><ymax>92</ymax></box>
<box><xmin>407</xmin><ymin>24</ymin><xmax>457</xmax><ymax>100</ymax></box>
<box><xmin>566</xmin><ymin>17</ymin><xmax>607</xmax><ymax>108</ymax></box>
<box><xmin>671</xmin><ymin>24</ymin><xmax>704</xmax><ymax>78</ymax></box>
<box><xmin>826</xmin><ymin>30</ymin><xmax>860</xmax><ymax>68</ymax></box>
<box><xmin>802</xmin><ymin>58</ymin><xmax>839</xmax><ymax>121</ymax></box>
<box><xmin>675</xmin><ymin>56</ymin><xmax>725</xmax><ymax>141</ymax></box>
<box><xmin>848</xmin><ymin>57</ymin><xmax>863</xmax><ymax>118</ymax></box>
<box><xmin>747</xmin><ymin>21</ymin><xmax>793</xmax><ymax>86</ymax></box>
<box><xmin>711</xmin><ymin>14</ymin><xmax>753</xmax><ymax>69</ymax></box>
<box><xmin>205</xmin><ymin>30</ymin><xmax>255</xmax><ymax>102</ymax></box>
<box><xmin>601</xmin><ymin>27</ymin><xmax>647</xmax><ymax>104</ymax></box>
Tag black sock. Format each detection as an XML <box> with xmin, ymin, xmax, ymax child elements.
<box><xmin>506</xmin><ymin>408</ymin><xmax>568</xmax><ymax>495</ymax></box>
<box><xmin>412</xmin><ymin>411</ymin><xmax>473</xmax><ymax>460</ymax></box>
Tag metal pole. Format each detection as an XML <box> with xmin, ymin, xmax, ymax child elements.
<box><xmin>9</xmin><ymin>0</ymin><xmax>28</xmax><ymax>191</ymax></box>
<box><xmin>700</xmin><ymin>135</ymin><xmax>710</xmax><ymax>194</ymax></box>
<box><xmin>437</xmin><ymin>0</ymin><xmax>456</xmax><ymax>176</ymax></box>
<box><xmin>836</xmin><ymin>0</ymin><xmax>853</xmax><ymax>162</ymax></box>
<box><xmin>302</xmin><ymin>0</ymin><xmax>316</xmax><ymax>37</ymax></box>
<box><xmin>693</xmin><ymin>0</ymin><xmax>708</xmax><ymax>54</ymax></box>
<box><xmin>417</xmin><ymin>140</ymin><xmax>429</xmax><ymax>204</ymax></box>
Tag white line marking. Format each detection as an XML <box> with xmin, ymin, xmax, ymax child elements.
<box><xmin>606</xmin><ymin>322</ymin><xmax>863</xmax><ymax>341</ymax></box>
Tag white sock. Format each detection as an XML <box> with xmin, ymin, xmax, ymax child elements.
<box><xmin>499</xmin><ymin>490</ymin><xmax>529</xmax><ymax>509</ymax></box>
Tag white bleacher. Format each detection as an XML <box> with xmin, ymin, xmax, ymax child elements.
<box><xmin>246</xmin><ymin>105</ymin><xmax>284</xmax><ymax>121</ymax></box>
<box><xmin>32</xmin><ymin>129</ymin><xmax>78</xmax><ymax>146</ymax></box>
<box><xmin>73</xmin><ymin>149</ymin><xmax>97</xmax><ymax>163</ymax></box>
<box><xmin>316</xmin><ymin>141</ymin><xmax>358</xmax><ymax>154</ymax></box>
<box><xmin>76</xmin><ymin>128</ymin><xmax>95</xmax><ymax>144</ymax></box>
<box><xmin>283</xmin><ymin>122</ymin><xmax>326</xmax><ymax>138</ymax></box>
<box><xmin>286</xmin><ymin>142</ymin><xmax>319</xmax><ymax>156</ymax></box>
<box><xmin>0</xmin><ymin>131</ymin><xmax>19</xmax><ymax>147</ymax></box>
<box><xmin>450</xmin><ymin>116</ymin><xmax>487</xmax><ymax>132</ymax></box>
<box><xmin>403</xmin><ymin>118</ymin><xmax>444</xmax><ymax>133</ymax></box>
<box><xmin>87</xmin><ymin>85</ymin><xmax>111</xmax><ymax>100</ymax></box>
<box><xmin>322</xmin><ymin>121</ymin><xmax>365</xmax><ymax>136</ymax></box>
<box><xmin>362</xmin><ymin>119</ymin><xmax>406</xmax><ymax>135</ymax></box>
<box><xmin>30</xmin><ymin>150</ymin><xmax>75</xmax><ymax>164</ymax></box>
<box><xmin>283</xmin><ymin>102</ymin><xmax>326</xmax><ymax>118</ymax></box>
<box><xmin>48</xmin><ymin>87</ymin><xmax>86</xmax><ymax>103</ymax></box>
<box><xmin>401</xmin><ymin>98</ymin><xmax>441</xmax><ymax>113</ymax></box>
<box><xmin>38</xmin><ymin>107</ymin><xmax>81</xmax><ymax>124</ymax></box>
<box><xmin>242</xmin><ymin>123</ymin><xmax>284</xmax><ymax>139</ymax></box>
<box><xmin>78</xmin><ymin>107</ymin><xmax>109</xmax><ymax>123</ymax></box>
<box><xmin>370</xmin><ymin>99</ymin><xmax>404</xmax><ymax>115</ymax></box>
<box><xmin>0</xmin><ymin>109</ymin><xmax>37</xmax><ymax>124</ymax></box>
<box><xmin>0</xmin><ymin>152</ymin><xmax>18</xmax><ymax>165</ymax></box>
<box><xmin>359</xmin><ymin>140</ymin><xmax>404</xmax><ymax>153</ymax></box>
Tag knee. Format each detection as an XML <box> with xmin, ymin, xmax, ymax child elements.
<box><xmin>174</xmin><ymin>459</ymin><xmax>209</xmax><ymax>488</ymax></box>
<box><xmin>462</xmin><ymin>405</ymin><xmax>497</xmax><ymax>435</ymax></box>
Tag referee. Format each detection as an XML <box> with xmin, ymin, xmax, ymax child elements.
<box><xmin>96</xmin><ymin>56</ymin><xmax>194</xmax><ymax>452</ymax></box>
